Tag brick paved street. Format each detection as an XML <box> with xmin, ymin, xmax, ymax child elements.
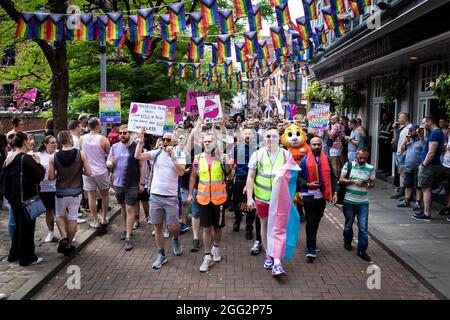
<box><xmin>32</xmin><ymin>204</ymin><xmax>437</xmax><ymax>300</ymax></box>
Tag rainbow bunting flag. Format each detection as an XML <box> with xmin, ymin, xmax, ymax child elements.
<box><xmin>209</xmin><ymin>62</ymin><xmax>218</xmax><ymax>76</ymax></box>
<box><xmin>276</xmin><ymin>52</ymin><xmax>288</xmax><ymax>66</ymax></box>
<box><xmin>258</xmin><ymin>39</ymin><xmax>270</xmax><ymax>60</ymax></box>
<box><xmin>106</xmin><ymin>12</ymin><xmax>124</xmax><ymax>41</ymax></box>
<box><xmin>217</xmin><ymin>34</ymin><xmax>232</xmax><ymax>60</ymax></box>
<box><xmin>200</xmin><ymin>0</ymin><xmax>219</xmax><ymax>26</ymax></box>
<box><xmin>275</xmin><ymin>3</ymin><xmax>292</xmax><ymax>27</ymax></box>
<box><xmin>243</xmin><ymin>31</ymin><xmax>259</xmax><ymax>55</ymax></box>
<box><xmin>330</xmin><ymin>0</ymin><xmax>347</xmax><ymax>14</ymax></box>
<box><xmin>108</xmin><ymin>32</ymin><xmax>127</xmax><ymax>48</ymax></box>
<box><xmin>292</xmin><ymin>38</ymin><xmax>301</xmax><ymax>58</ymax></box>
<box><xmin>15</xmin><ymin>13</ymin><xmax>35</xmax><ymax>39</ymax></box>
<box><xmin>258</xmin><ymin>58</ymin><xmax>268</xmax><ymax>69</ymax></box>
<box><xmin>189</xmin><ymin>12</ymin><xmax>207</xmax><ymax>38</ymax></box>
<box><xmin>160</xmin><ymin>14</ymin><xmax>176</xmax><ymax>41</ymax></box>
<box><xmin>161</xmin><ymin>39</ymin><xmax>177</xmax><ymax>60</ymax></box>
<box><xmin>362</xmin><ymin>0</ymin><xmax>372</xmax><ymax>5</ymax></box>
<box><xmin>219</xmin><ymin>9</ymin><xmax>235</xmax><ymax>34</ymax></box>
<box><xmin>234</xmin><ymin>42</ymin><xmax>247</xmax><ymax>63</ymax></box>
<box><xmin>270</xmin><ymin>26</ymin><xmax>288</xmax><ymax>55</ymax></box>
<box><xmin>165</xmin><ymin>62</ymin><xmax>174</xmax><ymax>77</ymax></box>
<box><xmin>296</xmin><ymin>17</ymin><xmax>312</xmax><ymax>49</ymax></box>
<box><xmin>348</xmin><ymin>0</ymin><xmax>364</xmax><ymax>17</ymax></box>
<box><xmin>128</xmin><ymin>16</ymin><xmax>139</xmax><ymax>42</ymax></box>
<box><xmin>322</xmin><ymin>6</ymin><xmax>346</xmax><ymax>37</ymax></box>
<box><xmin>256</xmin><ymin>66</ymin><xmax>263</xmax><ymax>77</ymax></box>
<box><xmin>261</xmin><ymin>78</ymin><xmax>265</xmax><ymax>87</ymax></box>
<box><xmin>134</xmin><ymin>37</ymin><xmax>152</xmax><ymax>55</ymax></box>
<box><xmin>193</xmin><ymin>63</ymin><xmax>201</xmax><ymax>77</ymax></box>
<box><xmin>188</xmin><ymin>37</ymin><xmax>204</xmax><ymax>62</ymax></box>
<box><xmin>67</xmin><ymin>14</ymin><xmax>95</xmax><ymax>41</ymax></box>
<box><xmin>94</xmin><ymin>15</ymin><xmax>108</xmax><ymax>42</ymax></box>
<box><xmin>315</xmin><ymin>25</ymin><xmax>327</xmax><ymax>45</ymax></box>
<box><xmin>34</xmin><ymin>13</ymin><xmax>49</xmax><ymax>40</ymax></box>
<box><xmin>233</xmin><ymin>0</ymin><xmax>253</xmax><ymax>18</ymax></box>
<box><xmin>34</xmin><ymin>13</ymin><xmax>64</xmax><ymax>41</ymax></box>
<box><xmin>224</xmin><ymin>60</ymin><xmax>234</xmax><ymax>78</ymax></box>
<box><xmin>301</xmin><ymin>65</ymin><xmax>311</xmax><ymax>77</ymax></box>
<box><xmin>236</xmin><ymin>71</ymin><xmax>242</xmax><ymax>83</ymax></box>
<box><xmin>211</xmin><ymin>43</ymin><xmax>219</xmax><ymax>63</ymax></box>
<box><xmin>168</xmin><ymin>3</ymin><xmax>186</xmax><ymax>34</ymax></box>
<box><xmin>270</xmin><ymin>0</ymin><xmax>285</xmax><ymax>7</ymax></box>
<box><xmin>302</xmin><ymin>0</ymin><xmax>318</xmax><ymax>21</ymax></box>
<box><xmin>248</xmin><ymin>5</ymin><xmax>262</xmax><ymax>31</ymax></box>
<box><xmin>137</xmin><ymin>8</ymin><xmax>154</xmax><ymax>37</ymax></box>
<box><xmin>241</xmin><ymin>60</ymin><xmax>250</xmax><ymax>73</ymax></box>
<box><xmin>268</xmin><ymin>61</ymin><xmax>275</xmax><ymax>75</ymax></box>
<box><xmin>270</xmin><ymin>77</ymin><xmax>276</xmax><ymax>85</ymax></box>
<box><xmin>179</xmin><ymin>63</ymin><xmax>187</xmax><ymax>78</ymax></box>
<box><xmin>237</xmin><ymin>81</ymin><xmax>243</xmax><ymax>90</ymax></box>
<box><xmin>227</xmin><ymin>76</ymin><xmax>233</xmax><ymax>89</ymax></box>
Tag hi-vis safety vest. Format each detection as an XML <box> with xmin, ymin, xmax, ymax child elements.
<box><xmin>196</xmin><ymin>153</ymin><xmax>227</xmax><ymax>205</ymax></box>
<box><xmin>254</xmin><ymin>149</ymin><xmax>285</xmax><ymax>201</ymax></box>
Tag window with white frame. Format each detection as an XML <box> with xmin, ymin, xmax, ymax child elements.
<box><xmin>373</xmin><ymin>78</ymin><xmax>382</xmax><ymax>99</ymax></box>
<box><xmin>420</xmin><ymin>62</ymin><xmax>445</xmax><ymax>93</ymax></box>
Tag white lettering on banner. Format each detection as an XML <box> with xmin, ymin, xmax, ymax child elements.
<box><xmin>128</xmin><ymin>102</ymin><xmax>167</xmax><ymax>136</ymax></box>
<box><xmin>197</xmin><ymin>94</ymin><xmax>223</xmax><ymax>124</ymax></box>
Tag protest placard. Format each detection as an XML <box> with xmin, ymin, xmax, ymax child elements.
<box><xmin>307</xmin><ymin>102</ymin><xmax>330</xmax><ymax>130</ymax></box>
<box><xmin>185</xmin><ymin>90</ymin><xmax>213</xmax><ymax>114</ymax></box>
<box><xmin>152</xmin><ymin>98</ymin><xmax>182</xmax><ymax>123</ymax></box>
<box><xmin>99</xmin><ymin>92</ymin><xmax>121</xmax><ymax>123</ymax></box>
<box><xmin>197</xmin><ymin>94</ymin><xmax>223</xmax><ymax>124</ymax></box>
<box><xmin>128</xmin><ymin>102</ymin><xmax>166</xmax><ymax>136</ymax></box>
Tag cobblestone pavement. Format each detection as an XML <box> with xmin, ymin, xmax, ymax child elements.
<box><xmin>0</xmin><ymin>197</ymin><xmax>119</xmax><ymax>299</ymax></box>
<box><xmin>31</xmin><ymin>203</ymin><xmax>438</xmax><ymax>300</ymax></box>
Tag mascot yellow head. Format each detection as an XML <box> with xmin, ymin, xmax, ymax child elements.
<box><xmin>282</xmin><ymin>124</ymin><xmax>307</xmax><ymax>148</ymax></box>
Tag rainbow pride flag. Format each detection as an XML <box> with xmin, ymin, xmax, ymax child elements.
<box><xmin>188</xmin><ymin>37</ymin><xmax>204</xmax><ymax>62</ymax></box>
<box><xmin>34</xmin><ymin>13</ymin><xmax>64</xmax><ymax>41</ymax></box>
<box><xmin>162</xmin><ymin>39</ymin><xmax>177</xmax><ymax>60</ymax></box>
<box><xmin>348</xmin><ymin>0</ymin><xmax>364</xmax><ymax>17</ymax></box>
<box><xmin>160</xmin><ymin>14</ymin><xmax>176</xmax><ymax>41</ymax></box>
<box><xmin>66</xmin><ymin>14</ymin><xmax>95</xmax><ymax>41</ymax></box>
<box><xmin>301</xmin><ymin>65</ymin><xmax>311</xmax><ymax>77</ymax></box>
<box><xmin>256</xmin><ymin>66</ymin><xmax>263</xmax><ymax>77</ymax></box>
<box><xmin>211</xmin><ymin>43</ymin><xmax>218</xmax><ymax>62</ymax></box>
<box><xmin>189</xmin><ymin>12</ymin><xmax>207</xmax><ymax>38</ymax></box>
<box><xmin>233</xmin><ymin>0</ymin><xmax>253</xmax><ymax>18</ymax></box>
<box><xmin>165</xmin><ymin>62</ymin><xmax>174</xmax><ymax>77</ymax></box>
<box><xmin>128</xmin><ymin>16</ymin><xmax>139</xmax><ymax>42</ymax></box>
<box><xmin>34</xmin><ymin>13</ymin><xmax>49</xmax><ymax>40</ymax></box>
<box><xmin>209</xmin><ymin>62</ymin><xmax>218</xmax><ymax>76</ymax></box>
<box><xmin>247</xmin><ymin>5</ymin><xmax>262</xmax><ymax>31</ymax></box>
<box><xmin>258</xmin><ymin>58</ymin><xmax>268</xmax><ymax>69</ymax></box>
<box><xmin>200</xmin><ymin>0</ymin><xmax>219</xmax><ymax>26</ymax></box>
<box><xmin>296</xmin><ymin>17</ymin><xmax>312</xmax><ymax>49</ymax></box>
<box><xmin>226</xmin><ymin>76</ymin><xmax>233</xmax><ymax>89</ymax></box>
<box><xmin>106</xmin><ymin>12</ymin><xmax>124</xmax><ymax>41</ymax></box>
<box><xmin>292</xmin><ymin>38</ymin><xmax>301</xmax><ymax>58</ymax></box>
<box><xmin>193</xmin><ymin>63</ymin><xmax>201</xmax><ymax>78</ymax></box>
<box><xmin>330</xmin><ymin>0</ymin><xmax>347</xmax><ymax>14</ymax></box>
<box><xmin>362</xmin><ymin>0</ymin><xmax>372</xmax><ymax>5</ymax></box>
<box><xmin>168</xmin><ymin>3</ymin><xmax>186</xmax><ymax>34</ymax></box>
<box><xmin>108</xmin><ymin>32</ymin><xmax>127</xmax><ymax>48</ymax></box>
<box><xmin>315</xmin><ymin>25</ymin><xmax>327</xmax><ymax>45</ymax></box>
<box><xmin>237</xmin><ymin>81</ymin><xmax>243</xmax><ymax>90</ymax></box>
<box><xmin>94</xmin><ymin>15</ymin><xmax>107</xmax><ymax>42</ymax></box>
<box><xmin>217</xmin><ymin>34</ymin><xmax>232</xmax><ymax>60</ymax></box>
<box><xmin>15</xmin><ymin>13</ymin><xmax>35</xmax><ymax>39</ymax></box>
<box><xmin>258</xmin><ymin>39</ymin><xmax>270</xmax><ymax>60</ymax></box>
<box><xmin>302</xmin><ymin>0</ymin><xmax>318</xmax><ymax>21</ymax></box>
<box><xmin>219</xmin><ymin>9</ymin><xmax>235</xmax><ymax>34</ymax></box>
<box><xmin>270</xmin><ymin>0</ymin><xmax>284</xmax><ymax>7</ymax></box>
<box><xmin>236</xmin><ymin>71</ymin><xmax>242</xmax><ymax>83</ymax></box>
<box><xmin>134</xmin><ymin>37</ymin><xmax>152</xmax><ymax>56</ymax></box>
<box><xmin>179</xmin><ymin>63</ymin><xmax>187</xmax><ymax>78</ymax></box>
<box><xmin>234</xmin><ymin>42</ymin><xmax>246</xmax><ymax>63</ymax></box>
<box><xmin>267</xmin><ymin>61</ymin><xmax>275</xmax><ymax>74</ymax></box>
<box><xmin>321</xmin><ymin>6</ymin><xmax>339</xmax><ymax>31</ymax></box>
<box><xmin>241</xmin><ymin>60</ymin><xmax>250</xmax><ymax>73</ymax></box>
<box><xmin>275</xmin><ymin>3</ymin><xmax>292</xmax><ymax>27</ymax></box>
<box><xmin>137</xmin><ymin>8</ymin><xmax>154</xmax><ymax>37</ymax></box>
<box><xmin>270</xmin><ymin>26</ymin><xmax>288</xmax><ymax>55</ymax></box>
<box><xmin>270</xmin><ymin>77</ymin><xmax>276</xmax><ymax>85</ymax></box>
<box><xmin>224</xmin><ymin>60</ymin><xmax>234</xmax><ymax>78</ymax></box>
<box><xmin>243</xmin><ymin>31</ymin><xmax>259</xmax><ymax>55</ymax></box>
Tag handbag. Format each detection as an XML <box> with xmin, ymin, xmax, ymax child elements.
<box><xmin>336</xmin><ymin>161</ymin><xmax>352</xmax><ymax>205</ymax></box>
<box><xmin>20</xmin><ymin>154</ymin><xmax>46</xmax><ymax>221</ymax></box>
<box><xmin>327</xmin><ymin>129</ymin><xmax>341</xmax><ymax>148</ymax></box>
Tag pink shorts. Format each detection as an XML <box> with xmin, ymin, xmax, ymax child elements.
<box><xmin>255</xmin><ymin>200</ymin><xmax>269</xmax><ymax>219</ymax></box>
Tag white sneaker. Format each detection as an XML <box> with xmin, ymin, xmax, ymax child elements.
<box><xmin>151</xmin><ymin>229</ymin><xmax>155</xmax><ymax>236</ymax></box>
<box><xmin>72</xmin><ymin>237</ymin><xmax>77</xmax><ymax>243</ymax></box>
<box><xmin>29</xmin><ymin>257</ymin><xmax>44</xmax><ymax>266</ymax></box>
<box><xmin>147</xmin><ymin>217</ymin><xmax>152</xmax><ymax>224</ymax></box>
<box><xmin>77</xmin><ymin>218</ymin><xmax>86</xmax><ymax>224</ymax></box>
<box><xmin>133</xmin><ymin>221</ymin><xmax>140</xmax><ymax>230</ymax></box>
<box><xmin>163</xmin><ymin>228</ymin><xmax>170</xmax><ymax>238</ymax></box>
<box><xmin>438</xmin><ymin>188</ymin><xmax>447</xmax><ymax>196</ymax></box>
<box><xmin>44</xmin><ymin>231</ymin><xmax>54</xmax><ymax>243</ymax></box>
<box><xmin>211</xmin><ymin>246</ymin><xmax>221</xmax><ymax>262</ymax></box>
<box><xmin>199</xmin><ymin>254</ymin><xmax>213</xmax><ymax>272</ymax></box>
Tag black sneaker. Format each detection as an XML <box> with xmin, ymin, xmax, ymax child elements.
<box><xmin>57</xmin><ymin>238</ymin><xmax>68</xmax><ymax>254</ymax></box>
<box><xmin>233</xmin><ymin>222</ymin><xmax>240</xmax><ymax>232</ymax></box>
<box><xmin>124</xmin><ymin>238</ymin><xmax>133</xmax><ymax>251</ymax></box>
<box><xmin>190</xmin><ymin>239</ymin><xmax>200</xmax><ymax>252</ymax></box>
<box><xmin>306</xmin><ymin>247</ymin><xmax>317</xmax><ymax>259</ymax></box>
<box><xmin>411</xmin><ymin>212</ymin><xmax>431</xmax><ymax>222</ymax></box>
<box><xmin>64</xmin><ymin>245</ymin><xmax>76</xmax><ymax>257</ymax></box>
<box><xmin>390</xmin><ymin>192</ymin><xmax>404</xmax><ymax>199</ymax></box>
<box><xmin>245</xmin><ymin>230</ymin><xmax>253</xmax><ymax>240</ymax></box>
<box><xmin>357</xmin><ymin>251</ymin><xmax>371</xmax><ymax>262</ymax></box>
<box><xmin>344</xmin><ymin>243</ymin><xmax>354</xmax><ymax>251</ymax></box>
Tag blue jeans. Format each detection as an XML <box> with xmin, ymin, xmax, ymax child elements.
<box><xmin>343</xmin><ymin>203</ymin><xmax>369</xmax><ymax>252</ymax></box>
<box><xmin>8</xmin><ymin>206</ymin><xmax>15</xmax><ymax>241</ymax></box>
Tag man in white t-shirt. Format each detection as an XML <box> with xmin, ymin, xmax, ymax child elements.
<box><xmin>391</xmin><ymin>112</ymin><xmax>412</xmax><ymax>199</ymax></box>
<box><xmin>68</xmin><ymin>120</ymin><xmax>81</xmax><ymax>150</ymax></box>
<box><xmin>135</xmin><ymin>129</ymin><xmax>186</xmax><ymax>269</ymax></box>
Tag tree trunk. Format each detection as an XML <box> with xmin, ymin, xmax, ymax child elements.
<box><xmin>50</xmin><ymin>41</ymin><xmax>69</xmax><ymax>134</ymax></box>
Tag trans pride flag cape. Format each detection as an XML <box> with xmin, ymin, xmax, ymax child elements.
<box><xmin>267</xmin><ymin>156</ymin><xmax>301</xmax><ymax>261</ymax></box>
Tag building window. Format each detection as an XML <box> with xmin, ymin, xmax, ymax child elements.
<box><xmin>420</xmin><ymin>62</ymin><xmax>444</xmax><ymax>93</ymax></box>
<box><xmin>373</xmin><ymin>78</ymin><xmax>382</xmax><ymax>99</ymax></box>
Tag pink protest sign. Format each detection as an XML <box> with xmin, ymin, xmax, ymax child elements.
<box><xmin>185</xmin><ymin>90</ymin><xmax>213</xmax><ymax>114</ymax></box>
<box><xmin>152</xmin><ymin>98</ymin><xmax>182</xmax><ymax>122</ymax></box>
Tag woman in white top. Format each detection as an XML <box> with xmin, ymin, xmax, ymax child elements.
<box><xmin>38</xmin><ymin>135</ymin><xmax>58</xmax><ymax>243</ymax></box>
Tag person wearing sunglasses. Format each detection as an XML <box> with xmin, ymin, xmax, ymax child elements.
<box><xmin>245</xmin><ymin>127</ymin><xmax>291</xmax><ymax>276</ymax></box>
<box><xmin>135</xmin><ymin>129</ymin><xmax>186</xmax><ymax>269</ymax></box>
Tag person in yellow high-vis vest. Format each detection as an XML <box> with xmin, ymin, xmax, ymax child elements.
<box><xmin>187</xmin><ymin>133</ymin><xmax>234</xmax><ymax>273</ymax></box>
<box><xmin>246</xmin><ymin>127</ymin><xmax>291</xmax><ymax>276</ymax></box>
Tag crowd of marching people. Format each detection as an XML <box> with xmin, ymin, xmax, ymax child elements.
<box><xmin>0</xmin><ymin>109</ymin><xmax>448</xmax><ymax>279</ymax></box>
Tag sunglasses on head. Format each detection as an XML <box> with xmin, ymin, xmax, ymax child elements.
<box><xmin>162</xmin><ymin>138</ymin><xmax>171</xmax><ymax>142</ymax></box>
<box><xmin>119</xmin><ymin>131</ymin><xmax>128</xmax><ymax>135</ymax></box>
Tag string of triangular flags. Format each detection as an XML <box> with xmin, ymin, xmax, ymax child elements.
<box><xmin>16</xmin><ymin>0</ymin><xmax>372</xmax><ymax>82</ymax></box>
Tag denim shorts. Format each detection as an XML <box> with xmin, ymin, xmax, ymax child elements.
<box><xmin>395</xmin><ymin>154</ymin><xmax>406</xmax><ymax>169</ymax></box>
<box><xmin>403</xmin><ymin>167</ymin><xmax>418</xmax><ymax>189</ymax></box>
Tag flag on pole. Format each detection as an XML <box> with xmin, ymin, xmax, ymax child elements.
<box><xmin>137</xmin><ymin>8</ymin><xmax>154</xmax><ymax>37</ymax></box>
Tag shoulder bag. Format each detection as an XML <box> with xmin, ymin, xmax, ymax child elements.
<box><xmin>336</xmin><ymin>161</ymin><xmax>352</xmax><ymax>205</ymax></box>
<box><xmin>20</xmin><ymin>154</ymin><xmax>46</xmax><ymax>221</ymax></box>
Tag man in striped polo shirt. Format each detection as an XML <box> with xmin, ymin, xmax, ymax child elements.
<box><xmin>339</xmin><ymin>148</ymin><xmax>375</xmax><ymax>262</ymax></box>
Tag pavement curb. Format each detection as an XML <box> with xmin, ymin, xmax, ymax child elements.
<box><xmin>7</xmin><ymin>207</ymin><xmax>122</xmax><ymax>300</ymax></box>
<box><xmin>332</xmin><ymin>202</ymin><xmax>447</xmax><ymax>300</ymax></box>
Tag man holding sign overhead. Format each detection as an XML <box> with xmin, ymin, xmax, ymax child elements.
<box><xmin>135</xmin><ymin>128</ymin><xmax>186</xmax><ymax>270</ymax></box>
